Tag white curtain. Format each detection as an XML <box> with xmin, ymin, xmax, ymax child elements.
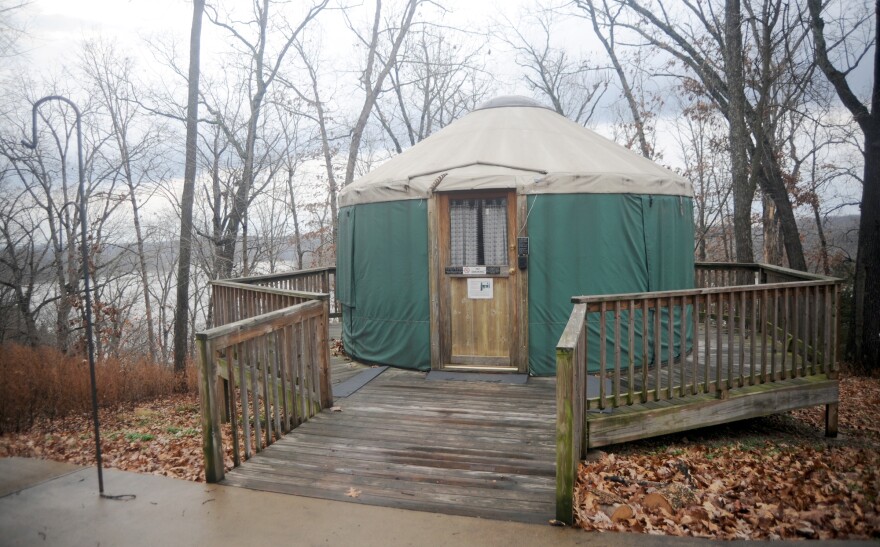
<box><xmin>482</xmin><ymin>198</ymin><xmax>508</xmax><ymax>265</ymax></box>
<box><xmin>450</xmin><ymin>199</ymin><xmax>479</xmax><ymax>266</ymax></box>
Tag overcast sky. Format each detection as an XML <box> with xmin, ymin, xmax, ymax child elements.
<box><xmin>9</xmin><ymin>0</ymin><xmax>870</xmax><ymax>216</ymax></box>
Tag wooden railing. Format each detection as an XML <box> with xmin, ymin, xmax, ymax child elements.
<box><xmin>696</xmin><ymin>261</ymin><xmax>833</xmax><ymax>287</ymax></box>
<box><xmin>223</xmin><ymin>267</ymin><xmax>339</xmax><ymax>318</ymax></box>
<box><xmin>555</xmin><ymin>263</ymin><xmax>840</xmax><ymax>523</ymax></box>
<box><xmin>198</xmin><ymin>269</ymin><xmax>333</xmax><ymax>483</ymax></box>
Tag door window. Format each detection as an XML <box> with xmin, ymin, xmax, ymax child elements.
<box><xmin>449</xmin><ymin>198</ymin><xmax>508</xmax><ymax>266</ymax></box>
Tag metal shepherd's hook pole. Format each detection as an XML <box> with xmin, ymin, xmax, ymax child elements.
<box><xmin>22</xmin><ymin>96</ymin><xmax>104</xmax><ymax>495</ymax></box>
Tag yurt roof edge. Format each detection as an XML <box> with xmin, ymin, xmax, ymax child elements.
<box><xmin>339</xmin><ymin>100</ymin><xmax>692</xmax><ymax>207</ymax></box>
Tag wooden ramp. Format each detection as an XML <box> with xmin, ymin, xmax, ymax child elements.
<box><xmin>221</xmin><ymin>365</ymin><xmax>557</xmax><ymax>524</ymax></box>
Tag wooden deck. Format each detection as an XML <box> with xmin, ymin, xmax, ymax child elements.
<box><xmin>198</xmin><ymin>265</ymin><xmax>840</xmax><ymax>525</ymax></box>
<box><xmin>221</xmin><ymin>331</ymin><xmax>557</xmax><ymax>523</ymax></box>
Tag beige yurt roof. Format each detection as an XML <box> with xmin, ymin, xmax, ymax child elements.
<box><xmin>339</xmin><ymin>96</ymin><xmax>692</xmax><ymax>207</ymax></box>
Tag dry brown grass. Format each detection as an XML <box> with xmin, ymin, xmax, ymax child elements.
<box><xmin>0</xmin><ymin>343</ymin><xmax>195</xmax><ymax>434</ymax></box>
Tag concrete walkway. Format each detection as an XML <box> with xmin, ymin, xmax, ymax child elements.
<box><xmin>0</xmin><ymin>457</ymin><xmax>872</xmax><ymax>547</ymax></box>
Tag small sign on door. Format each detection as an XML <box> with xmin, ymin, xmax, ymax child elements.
<box><xmin>467</xmin><ymin>278</ymin><xmax>493</xmax><ymax>299</ymax></box>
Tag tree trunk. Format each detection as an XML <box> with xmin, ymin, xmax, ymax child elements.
<box><xmin>762</xmin><ymin>193</ymin><xmax>783</xmax><ymax>265</ymax></box>
<box><xmin>850</xmin><ymin>126</ymin><xmax>880</xmax><ymax>370</ymax></box>
<box><xmin>172</xmin><ymin>0</ymin><xmax>204</xmax><ymax>373</ymax></box>
<box><xmin>753</xmin><ymin>140</ymin><xmax>807</xmax><ymax>271</ymax></box>
<box><xmin>810</xmin><ymin>198</ymin><xmax>830</xmax><ymax>275</ymax></box>
<box><xmin>286</xmin><ymin>167</ymin><xmax>306</xmax><ymax>269</ymax></box>
<box><xmin>725</xmin><ymin>0</ymin><xmax>755</xmax><ymax>265</ymax></box>
<box><xmin>807</xmin><ymin>0</ymin><xmax>878</xmax><ymax>371</ymax></box>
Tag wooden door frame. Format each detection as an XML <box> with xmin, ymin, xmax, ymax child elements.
<box><xmin>427</xmin><ymin>190</ymin><xmax>529</xmax><ymax>373</ymax></box>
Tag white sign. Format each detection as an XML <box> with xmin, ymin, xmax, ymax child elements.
<box><xmin>462</xmin><ymin>266</ymin><xmax>487</xmax><ymax>275</ymax></box>
<box><xmin>467</xmin><ymin>278</ymin><xmax>493</xmax><ymax>299</ymax></box>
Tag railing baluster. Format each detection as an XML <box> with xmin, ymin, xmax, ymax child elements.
<box><xmin>229</xmin><ymin>342</ymin><xmax>240</xmax><ymax>467</ymax></box>
<box><xmin>241</xmin><ymin>339</ymin><xmax>252</xmax><ymax>460</ymax></box>
<box><xmin>260</xmin><ymin>335</ymin><xmax>272</xmax><ymax>447</ymax></box>
<box><xmin>703</xmin><ymin>292</ymin><xmax>710</xmax><ymax>393</ymax></box>
<box><xmin>781</xmin><ymin>287</ymin><xmax>789</xmax><ymax>380</ymax></box>
<box><xmin>599</xmin><ymin>302</ymin><xmax>607</xmax><ymax>410</ymax></box>
<box><xmin>792</xmin><ymin>286</ymin><xmax>800</xmax><ymax>378</ymax></box>
<box><xmin>811</xmin><ymin>285</ymin><xmax>820</xmax><ymax>376</ymax></box>
<box><xmin>667</xmin><ymin>296</ymin><xmax>674</xmax><ymax>400</ymax></box>
<box><xmin>654</xmin><ymin>298</ymin><xmax>661</xmax><ymax>401</ymax></box>
<box><xmin>641</xmin><ymin>299</ymin><xmax>649</xmax><ymax>403</ymax></box>
<box><xmin>727</xmin><ymin>290</ymin><xmax>734</xmax><ymax>391</ymax></box>
<box><xmin>832</xmin><ymin>284</ymin><xmax>839</xmax><ymax>373</ymax></box>
<box><xmin>738</xmin><ymin>290</ymin><xmax>746</xmax><ymax>388</ymax></box>
<box><xmin>749</xmin><ymin>290</ymin><xmax>757</xmax><ymax>386</ymax></box>
<box><xmin>760</xmin><ymin>289</ymin><xmax>768</xmax><ymax>383</ymax></box>
<box><xmin>823</xmin><ymin>286</ymin><xmax>831</xmax><ymax>375</ymax></box>
<box><xmin>270</xmin><ymin>331</ymin><xmax>282</xmax><ymax>440</ymax></box>
<box><xmin>691</xmin><ymin>294</ymin><xmax>699</xmax><ymax>395</ymax></box>
<box><xmin>628</xmin><ymin>300</ymin><xmax>635</xmax><ymax>405</ymax></box>
<box><xmin>278</xmin><ymin>328</ymin><xmax>289</xmax><ymax>433</ymax></box>
<box><xmin>614</xmin><ymin>301</ymin><xmax>621</xmax><ymax>408</ymax></box>
<box><xmin>716</xmin><ymin>291</ymin><xmax>724</xmax><ymax>394</ymax></box>
<box><xmin>679</xmin><ymin>295</ymin><xmax>687</xmax><ymax>398</ymax></box>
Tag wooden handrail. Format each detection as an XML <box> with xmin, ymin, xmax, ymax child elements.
<box><xmin>224</xmin><ymin>266</ymin><xmax>337</xmax><ymax>284</ymax></box>
<box><xmin>572</xmin><ymin>278</ymin><xmax>841</xmax><ymax>305</ymax></box>
<box><xmin>210</xmin><ymin>279</ymin><xmax>328</xmax><ymax>301</ymax></box>
<box><xmin>695</xmin><ymin>262</ymin><xmax>837</xmax><ymax>282</ymax></box>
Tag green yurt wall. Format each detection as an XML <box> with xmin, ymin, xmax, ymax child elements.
<box><xmin>336</xmin><ymin>200</ymin><xmax>431</xmax><ymax>370</ymax></box>
<box><xmin>526</xmin><ymin>193</ymin><xmax>694</xmax><ymax>375</ymax></box>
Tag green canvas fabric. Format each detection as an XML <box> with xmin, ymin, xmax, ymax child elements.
<box><xmin>527</xmin><ymin>194</ymin><xmax>694</xmax><ymax>375</ymax></box>
<box><xmin>641</xmin><ymin>195</ymin><xmax>696</xmax><ymax>366</ymax></box>
<box><xmin>337</xmin><ymin>202</ymin><xmax>431</xmax><ymax>370</ymax></box>
<box><xmin>336</xmin><ymin>207</ymin><xmax>356</xmax><ymax>307</ymax></box>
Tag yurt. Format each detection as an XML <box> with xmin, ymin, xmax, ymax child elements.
<box><xmin>336</xmin><ymin>96</ymin><xmax>694</xmax><ymax>376</ymax></box>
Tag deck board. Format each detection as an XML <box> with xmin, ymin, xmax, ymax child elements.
<box><xmin>222</xmin><ymin>367</ymin><xmax>557</xmax><ymax>524</ymax></box>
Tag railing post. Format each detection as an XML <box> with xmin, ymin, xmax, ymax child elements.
<box><xmin>555</xmin><ymin>303</ymin><xmax>586</xmax><ymax>526</ymax></box>
<box><xmin>197</xmin><ymin>334</ymin><xmax>225</xmax><ymax>483</ymax></box>
<box><xmin>555</xmin><ymin>344</ymin><xmax>576</xmax><ymax>525</ymax></box>
<box><xmin>318</xmin><ymin>298</ymin><xmax>333</xmax><ymax>409</ymax></box>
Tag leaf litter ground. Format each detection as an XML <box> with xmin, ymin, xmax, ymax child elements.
<box><xmin>0</xmin><ymin>375</ymin><xmax>877</xmax><ymax>540</ymax></box>
<box><xmin>574</xmin><ymin>374</ymin><xmax>879</xmax><ymax>540</ymax></box>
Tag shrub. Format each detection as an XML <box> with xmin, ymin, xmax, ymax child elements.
<box><xmin>0</xmin><ymin>343</ymin><xmax>192</xmax><ymax>434</ymax></box>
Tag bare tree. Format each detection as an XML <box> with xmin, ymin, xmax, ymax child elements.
<box><xmin>202</xmin><ymin>0</ymin><xmax>327</xmax><ymax>279</ymax></box>
<box><xmin>672</xmin><ymin>95</ymin><xmax>734</xmax><ymax>261</ymax></box>
<box><xmin>80</xmin><ymin>38</ymin><xmax>167</xmax><ymax>361</ymax></box>
<box><xmin>378</xmin><ymin>26</ymin><xmax>495</xmax><ymax>149</ymax></box>
<box><xmin>0</xmin><ymin>0</ymin><xmax>28</xmax><ymax>58</ymax></box>
<box><xmin>808</xmin><ymin>0</ymin><xmax>879</xmax><ymax>371</ymax></box>
<box><xmin>0</xmin><ymin>176</ymin><xmax>50</xmax><ymax>345</ymax></box>
<box><xmin>285</xmin><ymin>0</ymin><xmax>422</xmax><ymax>249</ymax></box>
<box><xmin>577</xmin><ymin>0</ymin><xmax>651</xmax><ymax>154</ymax></box>
<box><xmin>603</xmin><ymin>0</ymin><xmax>811</xmax><ymax>270</ymax></box>
<box><xmin>339</xmin><ymin>0</ymin><xmax>422</xmax><ymax>224</ymax></box>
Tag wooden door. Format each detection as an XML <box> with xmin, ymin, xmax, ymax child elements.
<box><xmin>436</xmin><ymin>192</ymin><xmax>518</xmax><ymax>371</ymax></box>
